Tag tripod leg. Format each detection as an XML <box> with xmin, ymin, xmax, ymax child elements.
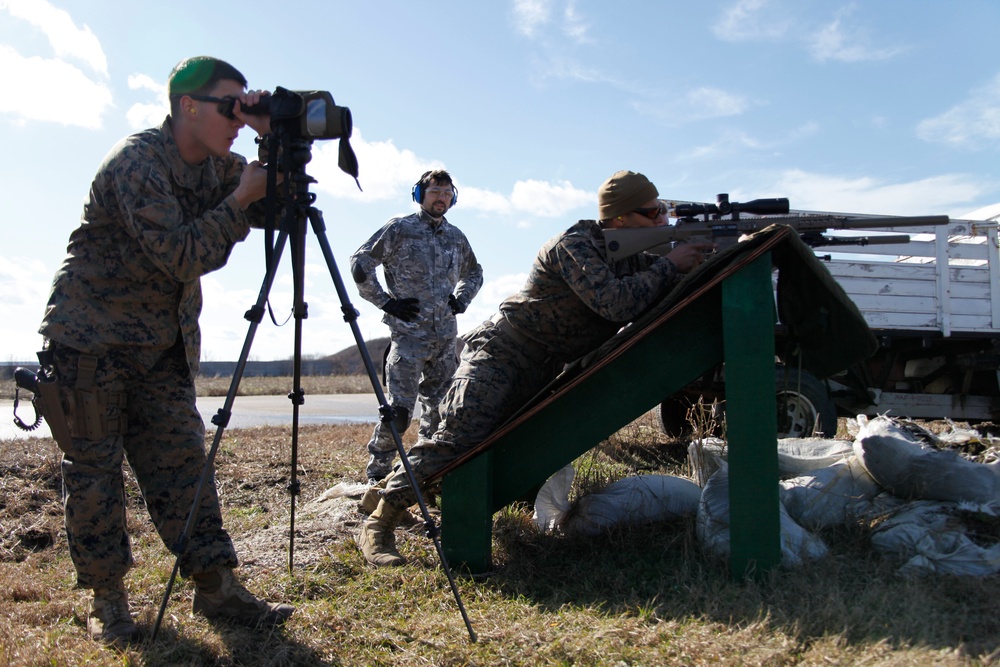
<box><xmin>285</xmin><ymin>202</ymin><xmax>308</xmax><ymax>572</ymax></box>
<box><xmin>306</xmin><ymin>206</ymin><xmax>477</xmax><ymax>642</ymax></box>
<box><xmin>151</xmin><ymin>229</ymin><xmax>291</xmax><ymax>641</ymax></box>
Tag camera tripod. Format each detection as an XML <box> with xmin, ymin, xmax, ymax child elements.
<box><xmin>151</xmin><ymin>135</ymin><xmax>476</xmax><ymax>642</ymax></box>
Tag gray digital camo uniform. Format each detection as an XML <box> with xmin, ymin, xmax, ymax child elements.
<box><xmin>38</xmin><ymin>117</ymin><xmax>264</xmax><ymax>589</ymax></box>
<box><xmin>382</xmin><ymin>219</ymin><xmax>680</xmax><ymax>507</ymax></box>
<box><xmin>350</xmin><ymin>210</ymin><xmax>483</xmax><ymax>479</ymax></box>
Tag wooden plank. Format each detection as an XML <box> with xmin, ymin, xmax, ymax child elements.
<box><xmin>440</xmin><ymin>452</ymin><xmax>494</xmax><ymax>573</ymax></box>
<box><xmin>723</xmin><ymin>254</ymin><xmax>781</xmax><ymax>579</ymax></box>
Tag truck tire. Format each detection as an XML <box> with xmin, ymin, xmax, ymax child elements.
<box><xmin>774</xmin><ymin>366</ymin><xmax>838</xmax><ymax>438</ymax></box>
<box><xmin>655</xmin><ymin>396</ymin><xmax>697</xmax><ymax>439</ymax></box>
<box><xmin>655</xmin><ymin>366</ymin><xmax>837</xmax><ymax>439</ymax></box>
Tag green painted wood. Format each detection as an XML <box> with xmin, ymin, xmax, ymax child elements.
<box><xmin>722</xmin><ymin>254</ymin><xmax>782</xmax><ymax>579</ymax></box>
<box><xmin>441</xmin><ymin>254</ymin><xmax>782</xmax><ymax>575</ymax></box>
<box><xmin>441</xmin><ymin>451</ymin><xmax>494</xmax><ymax>573</ymax></box>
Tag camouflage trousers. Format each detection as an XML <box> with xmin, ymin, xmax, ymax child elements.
<box><xmin>365</xmin><ymin>333</ymin><xmax>459</xmax><ymax>478</ymax></box>
<box><xmin>382</xmin><ymin>318</ymin><xmax>560</xmax><ymax>508</ymax></box>
<box><xmin>51</xmin><ymin>340</ymin><xmax>237</xmax><ymax>590</ymax></box>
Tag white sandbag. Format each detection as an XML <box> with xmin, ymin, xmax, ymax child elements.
<box><xmin>687</xmin><ymin>437</ymin><xmax>727</xmax><ymax>487</ymax></box>
<box><xmin>689</xmin><ymin>437</ymin><xmax>853</xmax><ymax>485</ymax></box>
<box><xmin>562</xmin><ymin>474</ymin><xmax>702</xmax><ymax>536</ymax></box>
<box><xmin>870</xmin><ymin>500</ymin><xmax>1000</xmax><ymax>577</ymax></box>
<box><xmin>775</xmin><ymin>437</ymin><xmax>854</xmax><ymax>477</ymax></box>
<box><xmin>853</xmin><ymin>415</ymin><xmax>1000</xmax><ymax>504</ymax></box>
<box><xmin>779</xmin><ymin>456</ymin><xmax>886</xmax><ymax>529</ymax></box>
<box><xmin>533</xmin><ymin>465</ymin><xmax>576</xmax><ymax>532</ymax></box>
<box><xmin>696</xmin><ymin>463</ymin><xmax>829</xmax><ymax>568</ymax></box>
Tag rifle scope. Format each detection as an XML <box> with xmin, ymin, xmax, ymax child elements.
<box><xmin>675</xmin><ymin>193</ymin><xmax>790</xmax><ymax>218</ymax></box>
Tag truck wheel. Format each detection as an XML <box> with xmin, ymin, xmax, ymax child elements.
<box><xmin>655</xmin><ymin>396</ymin><xmax>693</xmax><ymax>439</ymax></box>
<box><xmin>655</xmin><ymin>396</ymin><xmax>724</xmax><ymax>439</ymax></box>
<box><xmin>656</xmin><ymin>367</ymin><xmax>837</xmax><ymax>439</ymax></box>
<box><xmin>775</xmin><ymin>367</ymin><xmax>838</xmax><ymax>438</ymax></box>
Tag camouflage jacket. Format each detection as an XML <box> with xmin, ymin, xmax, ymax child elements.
<box><xmin>500</xmin><ymin>219</ymin><xmax>680</xmax><ymax>363</ymax></box>
<box><xmin>350</xmin><ymin>210</ymin><xmax>483</xmax><ymax>341</ymax></box>
<box><xmin>39</xmin><ymin>117</ymin><xmax>264</xmax><ymax>374</ymax></box>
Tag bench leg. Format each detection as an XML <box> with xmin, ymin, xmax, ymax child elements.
<box><xmin>441</xmin><ymin>451</ymin><xmax>494</xmax><ymax>573</ymax></box>
<box><xmin>722</xmin><ymin>254</ymin><xmax>782</xmax><ymax>579</ymax></box>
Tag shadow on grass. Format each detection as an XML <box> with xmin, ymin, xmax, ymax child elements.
<box><xmin>484</xmin><ymin>509</ymin><xmax>1000</xmax><ymax>661</ymax></box>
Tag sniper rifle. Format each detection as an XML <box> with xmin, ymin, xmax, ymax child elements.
<box><xmin>604</xmin><ymin>193</ymin><xmax>951</xmax><ymax>262</ymax></box>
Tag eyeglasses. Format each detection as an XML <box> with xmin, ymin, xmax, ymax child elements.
<box><xmin>425</xmin><ymin>187</ymin><xmax>455</xmax><ymax>199</ymax></box>
<box><xmin>633</xmin><ymin>201</ymin><xmax>668</xmax><ymax>220</ymax></box>
<box><xmin>188</xmin><ymin>94</ymin><xmax>238</xmax><ymax>120</ymax></box>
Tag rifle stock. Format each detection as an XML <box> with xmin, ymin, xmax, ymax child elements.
<box><xmin>603</xmin><ymin>210</ymin><xmax>951</xmax><ymax>262</ymax></box>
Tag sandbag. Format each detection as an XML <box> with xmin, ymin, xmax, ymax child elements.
<box><xmin>533</xmin><ymin>466</ymin><xmax>702</xmax><ymax>536</ymax></box>
<box><xmin>870</xmin><ymin>500</ymin><xmax>1000</xmax><ymax>577</ymax></box>
<box><xmin>533</xmin><ymin>465</ymin><xmax>575</xmax><ymax>532</ymax></box>
<box><xmin>779</xmin><ymin>456</ymin><xmax>896</xmax><ymax>529</ymax></box>
<box><xmin>775</xmin><ymin>437</ymin><xmax>854</xmax><ymax>477</ymax></box>
<box><xmin>853</xmin><ymin>415</ymin><xmax>1000</xmax><ymax>504</ymax></box>
<box><xmin>696</xmin><ymin>463</ymin><xmax>830</xmax><ymax>568</ymax></box>
<box><xmin>563</xmin><ymin>474</ymin><xmax>701</xmax><ymax>536</ymax></box>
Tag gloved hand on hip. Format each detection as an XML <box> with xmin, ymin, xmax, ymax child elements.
<box><xmin>382</xmin><ymin>297</ymin><xmax>420</xmax><ymax>322</ymax></box>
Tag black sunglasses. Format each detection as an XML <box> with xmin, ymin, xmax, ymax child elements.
<box><xmin>633</xmin><ymin>201</ymin><xmax>668</xmax><ymax>220</ymax></box>
<box><xmin>188</xmin><ymin>94</ymin><xmax>238</xmax><ymax>120</ymax></box>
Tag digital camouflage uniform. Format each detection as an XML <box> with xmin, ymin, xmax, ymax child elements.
<box><xmin>350</xmin><ymin>210</ymin><xmax>482</xmax><ymax>479</ymax></box>
<box><xmin>38</xmin><ymin>117</ymin><xmax>263</xmax><ymax>589</ymax></box>
<box><xmin>382</xmin><ymin>219</ymin><xmax>680</xmax><ymax>507</ymax></box>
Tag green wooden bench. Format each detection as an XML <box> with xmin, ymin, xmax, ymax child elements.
<box><xmin>428</xmin><ymin>225</ymin><xmax>876</xmax><ymax>579</ymax></box>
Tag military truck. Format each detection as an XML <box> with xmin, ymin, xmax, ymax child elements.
<box><xmin>653</xmin><ymin>206</ymin><xmax>1000</xmax><ymax>438</ymax></box>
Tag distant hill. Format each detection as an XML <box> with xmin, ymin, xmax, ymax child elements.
<box><xmin>324</xmin><ymin>336</ymin><xmax>465</xmax><ymax>374</ymax></box>
<box><xmin>325</xmin><ymin>337</ymin><xmax>391</xmax><ymax>375</ymax></box>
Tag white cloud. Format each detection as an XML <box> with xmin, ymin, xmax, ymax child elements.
<box><xmin>917</xmin><ymin>73</ymin><xmax>1000</xmax><ymax>150</ymax></box>
<box><xmin>510</xmin><ymin>179</ymin><xmax>592</xmax><ymax>217</ymax></box>
<box><xmin>460</xmin><ymin>272</ymin><xmax>529</xmax><ymax>327</ymax></box>
<box><xmin>125</xmin><ymin>73</ymin><xmax>168</xmax><ymax>129</ymax></box>
<box><xmin>0</xmin><ymin>0</ymin><xmax>108</xmax><ymax>76</ymax></box>
<box><xmin>714</xmin><ymin>0</ymin><xmax>902</xmax><ymax>63</ymax></box>
<box><xmin>306</xmin><ymin>130</ymin><xmax>591</xmax><ymax>218</ymax></box>
<box><xmin>774</xmin><ymin>169</ymin><xmax>986</xmax><ymax>215</ymax></box>
<box><xmin>712</xmin><ymin>0</ymin><xmax>793</xmax><ymax>42</ymax></box>
<box><xmin>309</xmin><ymin>127</ymin><xmax>444</xmax><ymax>202</ymax></box>
<box><xmin>513</xmin><ymin>0</ymin><xmax>591</xmax><ymax>44</ymax></box>
<box><xmin>460</xmin><ymin>186</ymin><xmax>513</xmax><ymax>214</ymax></box>
<box><xmin>685</xmin><ymin>87</ymin><xmax>751</xmax><ymax>118</ymax></box>
<box><xmin>0</xmin><ymin>44</ymin><xmax>112</xmax><ymax>128</ymax></box>
<box><xmin>808</xmin><ymin>10</ymin><xmax>903</xmax><ymax>63</ymax></box>
<box><xmin>0</xmin><ymin>1</ymin><xmax>112</xmax><ymax>128</ymax></box>
<box><xmin>513</xmin><ymin>0</ymin><xmax>553</xmax><ymax>38</ymax></box>
<box><xmin>560</xmin><ymin>0</ymin><xmax>591</xmax><ymax>43</ymax></box>
<box><xmin>449</xmin><ymin>178</ymin><xmax>592</xmax><ymax>218</ymax></box>
<box><xmin>0</xmin><ymin>255</ymin><xmax>53</xmax><ymax>360</ymax></box>
<box><xmin>633</xmin><ymin>87</ymin><xmax>756</xmax><ymax>126</ymax></box>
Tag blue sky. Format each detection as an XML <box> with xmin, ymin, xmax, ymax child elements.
<box><xmin>3</xmin><ymin>0</ymin><xmax>1000</xmax><ymax>363</ymax></box>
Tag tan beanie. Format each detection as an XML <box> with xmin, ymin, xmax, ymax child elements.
<box><xmin>598</xmin><ymin>170</ymin><xmax>658</xmax><ymax>220</ymax></box>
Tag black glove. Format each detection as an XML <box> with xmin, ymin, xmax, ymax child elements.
<box><xmin>382</xmin><ymin>297</ymin><xmax>420</xmax><ymax>322</ymax></box>
<box><xmin>448</xmin><ymin>294</ymin><xmax>467</xmax><ymax>314</ymax></box>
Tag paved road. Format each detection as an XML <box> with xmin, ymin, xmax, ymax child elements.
<box><xmin>1</xmin><ymin>393</ymin><xmax>388</xmax><ymax>440</ymax></box>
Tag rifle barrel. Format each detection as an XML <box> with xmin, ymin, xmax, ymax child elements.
<box><xmin>604</xmin><ymin>213</ymin><xmax>951</xmax><ymax>262</ymax></box>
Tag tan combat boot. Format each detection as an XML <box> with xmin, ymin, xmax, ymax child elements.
<box><xmin>357</xmin><ymin>498</ymin><xmax>408</xmax><ymax>566</ymax></box>
<box><xmin>88</xmin><ymin>581</ymin><xmax>141</xmax><ymax>644</ymax></box>
<box><xmin>358</xmin><ymin>482</ymin><xmax>422</xmax><ymax>529</ymax></box>
<box><xmin>191</xmin><ymin>567</ymin><xmax>295</xmax><ymax>626</ymax></box>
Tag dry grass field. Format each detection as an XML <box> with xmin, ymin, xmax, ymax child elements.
<box><xmin>1</xmin><ymin>376</ymin><xmax>998</xmax><ymax>665</ymax></box>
